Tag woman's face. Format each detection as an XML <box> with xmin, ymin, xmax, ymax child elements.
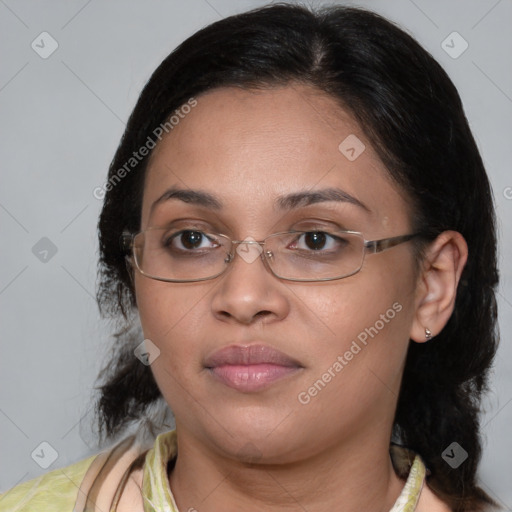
<box><xmin>135</xmin><ymin>85</ymin><xmax>420</xmax><ymax>463</ymax></box>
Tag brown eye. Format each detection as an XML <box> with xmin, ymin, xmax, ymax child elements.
<box><xmin>178</xmin><ymin>230</ymin><xmax>204</xmax><ymax>250</ymax></box>
<box><xmin>289</xmin><ymin>231</ymin><xmax>347</xmax><ymax>253</ymax></box>
<box><xmin>163</xmin><ymin>230</ymin><xmax>220</xmax><ymax>252</ymax></box>
<box><xmin>303</xmin><ymin>232</ymin><xmax>328</xmax><ymax>250</ymax></box>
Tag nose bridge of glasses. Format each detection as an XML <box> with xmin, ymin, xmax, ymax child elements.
<box><xmin>228</xmin><ymin>238</ymin><xmax>273</xmax><ymax>265</ymax></box>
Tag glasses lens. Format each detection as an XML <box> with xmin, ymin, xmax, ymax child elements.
<box><xmin>266</xmin><ymin>230</ymin><xmax>365</xmax><ymax>281</ymax></box>
<box><xmin>133</xmin><ymin>228</ymin><xmax>230</xmax><ymax>281</ymax></box>
<box><xmin>132</xmin><ymin>228</ymin><xmax>365</xmax><ymax>282</ymax></box>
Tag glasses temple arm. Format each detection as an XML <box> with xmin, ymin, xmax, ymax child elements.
<box><xmin>364</xmin><ymin>233</ymin><xmax>421</xmax><ymax>254</ymax></box>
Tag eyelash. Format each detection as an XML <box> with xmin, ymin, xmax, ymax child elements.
<box><xmin>162</xmin><ymin>229</ymin><xmax>348</xmax><ymax>257</ymax></box>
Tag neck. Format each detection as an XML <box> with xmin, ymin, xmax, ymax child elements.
<box><xmin>168</xmin><ymin>427</ymin><xmax>405</xmax><ymax>512</ymax></box>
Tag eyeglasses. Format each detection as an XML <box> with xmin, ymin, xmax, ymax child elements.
<box><xmin>121</xmin><ymin>227</ymin><xmax>421</xmax><ymax>283</ymax></box>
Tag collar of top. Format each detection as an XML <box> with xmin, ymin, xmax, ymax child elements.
<box><xmin>141</xmin><ymin>430</ymin><xmax>426</xmax><ymax>512</ymax></box>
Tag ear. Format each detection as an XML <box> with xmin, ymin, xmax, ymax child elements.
<box><xmin>410</xmin><ymin>231</ymin><xmax>468</xmax><ymax>343</ymax></box>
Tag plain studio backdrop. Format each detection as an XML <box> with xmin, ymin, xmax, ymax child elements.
<box><xmin>1</xmin><ymin>0</ymin><xmax>511</xmax><ymax>507</ymax></box>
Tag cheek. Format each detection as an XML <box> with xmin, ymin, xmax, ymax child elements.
<box><xmin>305</xmin><ymin>264</ymin><xmax>415</xmax><ymax>377</ymax></box>
<box><xmin>134</xmin><ymin>280</ymin><xmax>207</xmax><ymax>412</ymax></box>
<box><xmin>303</xmin><ymin>280</ymin><xmax>405</xmax><ymax>341</ymax></box>
<box><xmin>134</xmin><ymin>278</ymin><xmax>209</xmax><ymax>372</ymax></box>
<box><xmin>296</xmin><ymin>289</ymin><xmax>411</xmax><ymax>425</ymax></box>
<box><xmin>136</xmin><ymin>277</ymin><xmax>198</xmax><ymax>334</ymax></box>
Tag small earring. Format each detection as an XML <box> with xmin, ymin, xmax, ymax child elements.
<box><xmin>425</xmin><ymin>327</ymin><xmax>433</xmax><ymax>341</ymax></box>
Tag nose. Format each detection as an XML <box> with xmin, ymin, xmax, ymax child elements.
<box><xmin>210</xmin><ymin>240</ymin><xmax>289</xmax><ymax>325</ymax></box>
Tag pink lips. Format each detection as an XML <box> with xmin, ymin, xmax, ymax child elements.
<box><xmin>204</xmin><ymin>344</ymin><xmax>302</xmax><ymax>392</ymax></box>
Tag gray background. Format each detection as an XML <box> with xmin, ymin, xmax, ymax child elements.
<box><xmin>1</xmin><ymin>0</ymin><xmax>511</xmax><ymax>507</ymax></box>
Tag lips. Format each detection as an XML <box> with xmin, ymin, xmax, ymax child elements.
<box><xmin>204</xmin><ymin>344</ymin><xmax>301</xmax><ymax>368</ymax></box>
<box><xmin>204</xmin><ymin>344</ymin><xmax>303</xmax><ymax>392</ymax></box>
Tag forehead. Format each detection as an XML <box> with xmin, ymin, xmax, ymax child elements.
<box><xmin>141</xmin><ymin>85</ymin><xmax>412</xmax><ymax>234</ymax></box>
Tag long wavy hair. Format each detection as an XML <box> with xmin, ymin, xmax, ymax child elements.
<box><xmin>93</xmin><ymin>4</ymin><xmax>499</xmax><ymax>511</ymax></box>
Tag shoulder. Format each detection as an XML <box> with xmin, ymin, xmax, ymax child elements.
<box><xmin>0</xmin><ymin>453</ymin><xmax>97</xmax><ymax>511</ymax></box>
<box><xmin>0</xmin><ymin>434</ymin><xmax>149</xmax><ymax>512</ymax></box>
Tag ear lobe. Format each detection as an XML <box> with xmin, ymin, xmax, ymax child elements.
<box><xmin>410</xmin><ymin>231</ymin><xmax>468</xmax><ymax>343</ymax></box>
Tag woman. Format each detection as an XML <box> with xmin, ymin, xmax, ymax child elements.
<box><xmin>0</xmin><ymin>3</ymin><xmax>499</xmax><ymax>511</ymax></box>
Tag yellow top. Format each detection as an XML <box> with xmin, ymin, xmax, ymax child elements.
<box><xmin>0</xmin><ymin>430</ymin><xmax>426</xmax><ymax>511</ymax></box>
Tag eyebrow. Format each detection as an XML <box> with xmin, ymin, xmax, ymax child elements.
<box><xmin>150</xmin><ymin>185</ymin><xmax>370</xmax><ymax>214</ymax></box>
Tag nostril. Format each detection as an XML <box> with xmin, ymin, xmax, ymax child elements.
<box><xmin>255</xmin><ymin>310</ymin><xmax>272</xmax><ymax>318</ymax></box>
